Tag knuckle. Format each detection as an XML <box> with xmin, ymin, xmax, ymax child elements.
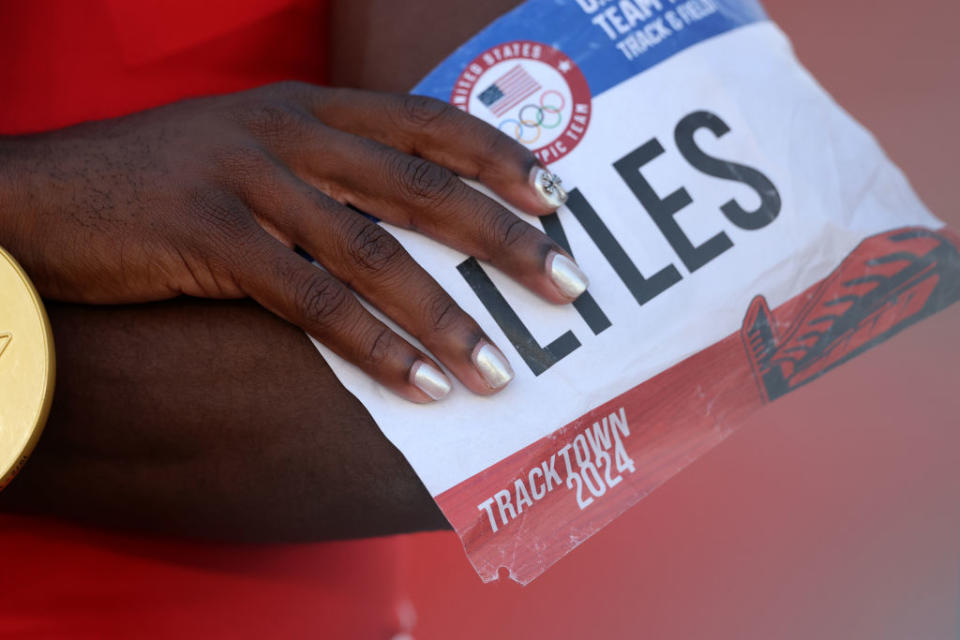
<box><xmin>423</xmin><ymin>292</ymin><xmax>461</xmax><ymax>334</ymax></box>
<box><xmin>296</xmin><ymin>276</ymin><xmax>350</xmax><ymax>325</ymax></box>
<box><xmin>397</xmin><ymin>94</ymin><xmax>452</xmax><ymax>128</ymax></box>
<box><xmin>489</xmin><ymin>215</ymin><xmax>532</xmax><ymax>250</ymax></box>
<box><xmin>481</xmin><ymin>125</ymin><xmax>533</xmax><ymax>169</ymax></box>
<box><xmin>188</xmin><ymin>190</ymin><xmax>254</xmax><ymax>243</ymax></box>
<box><xmin>243</xmin><ymin>102</ymin><xmax>308</xmax><ymax>143</ymax></box>
<box><xmin>481</xmin><ymin>124</ymin><xmax>519</xmax><ymax>159</ymax></box>
<box><xmin>394</xmin><ymin>155</ymin><xmax>456</xmax><ymax>203</ymax></box>
<box><xmin>360</xmin><ymin>326</ymin><xmax>394</xmax><ymax>367</ymax></box>
<box><xmin>345</xmin><ymin>221</ymin><xmax>403</xmax><ymax>273</ymax></box>
<box><xmin>213</xmin><ymin>144</ymin><xmax>271</xmax><ymax>185</ymax></box>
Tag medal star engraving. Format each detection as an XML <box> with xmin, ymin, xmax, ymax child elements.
<box><xmin>0</xmin><ymin>332</ymin><xmax>10</xmax><ymax>360</ymax></box>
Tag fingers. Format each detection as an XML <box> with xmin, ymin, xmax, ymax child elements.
<box><xmin>240</xmin><ymin>86</ymin><xmax>588</xmax><ymax>304</ymax></box>
<box><xmin>235</xmin><ymin>227</ymin><xmax>456</xmax><ymax>404</ymax></box>
<box><xmin>223</xmin><ymin>84</ymin><xmax>594</xmax><ymax>402</ymax></box>
<box><xmin>284</xmin><ymin>126</ymin><xmax>589</xmax><ymax>305</ymax></box>
<box><xmin>297</xmin><ymin>87</ymin><xmax>568</xmax><ymax>215</ymax></box>
<box><xmin>242</xmin><ymin>165</ymin><xmax>516</xmax><ymax>396</ymax></box>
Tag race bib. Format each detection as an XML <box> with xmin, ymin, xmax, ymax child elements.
<box><xmin>311</xmin><ymin>0</ymin><xmax>960</xmax><ymax>584</ymax></box>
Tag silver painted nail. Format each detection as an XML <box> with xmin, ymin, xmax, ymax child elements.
<box><xmin>547</xmin><ymin>251</ymin><xmax>589</xmax><ymax>299</ymax></box>
<box><xmin>472</xmin><ymin>342</ymin><xmax>514</xmax><ymax>389</ymax></box>
<box><xmin>410</xmin><ymin>361</ymin><xmax>452</xmax><ymax>401</ymax></box>
<box><xmin>530</xmin><ymin>167</ymin><xmax>568</xmax><ymax>209</ymax></box>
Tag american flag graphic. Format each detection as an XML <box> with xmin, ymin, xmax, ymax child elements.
<box><xmin>477</xmin><ymin>64</ymin><xmax>541</xmax><ymax>117</ymax></box>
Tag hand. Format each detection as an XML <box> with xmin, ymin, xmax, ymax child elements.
<box><xmin>0</xmin><ymin>82</ymin><xmax>587</xmax><ymax>402</ymax></box>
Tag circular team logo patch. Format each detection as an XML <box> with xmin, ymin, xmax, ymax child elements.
<box><xmin>451</xmin><ymin>41</ymin><xmax>591</xmax><ymax>165</ymax></box>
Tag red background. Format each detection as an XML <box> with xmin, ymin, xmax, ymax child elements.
<box><xmin>403</xmin><ymin>1</ymin><xmax>960</xmax><ymax>637</ymax></box>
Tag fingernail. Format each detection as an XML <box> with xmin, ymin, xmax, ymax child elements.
<box><xmin>410</xmin><ymin>361</ymin><xmax>452</xmax><ymax>401</ymax></box>
<box><xmin>472</xmin><ymin>341</ymin><xmax>514</xmax><ymax>390</ymax></box>
<box><xmin>547</xmin><ymin>251</ymin><xmax>589</xmax><ymax>300</ymax></box>
<box><xmin>530</xmin><ymin>166</ymin><xmax>568</xmax><ymax>209</ymax></box>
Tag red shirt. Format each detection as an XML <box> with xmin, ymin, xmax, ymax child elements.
<box><xmin>0</xmin><ymin>2</ymin><xmax>410</xmax><ymax>637</ymax></box>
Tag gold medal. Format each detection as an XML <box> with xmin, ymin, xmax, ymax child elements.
<box><xmin>0</xmin><ymin>246</ymin><xmax>54</xmax><ymax>491</ymax></box>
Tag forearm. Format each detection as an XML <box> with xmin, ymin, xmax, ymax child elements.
<box><xmin>0</xmin><ymin>298</ymin><xmax>447</xmax><ymax>541</ymax></box>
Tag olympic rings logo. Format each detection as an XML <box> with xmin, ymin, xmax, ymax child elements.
<box><xmin>498</xmin><ymin>90</ymin><xmax>566</xmax><ymax>144</ymax></box>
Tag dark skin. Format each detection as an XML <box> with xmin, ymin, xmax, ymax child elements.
<box><xmin>0</xmin><ymin>0</ymin><xmax>569</xmax><ymax>404</ymax></box>
<box><xmin>0</xmin><ymin>0</ymin><xmax>524</xmax><ymax>540</ymax></box>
